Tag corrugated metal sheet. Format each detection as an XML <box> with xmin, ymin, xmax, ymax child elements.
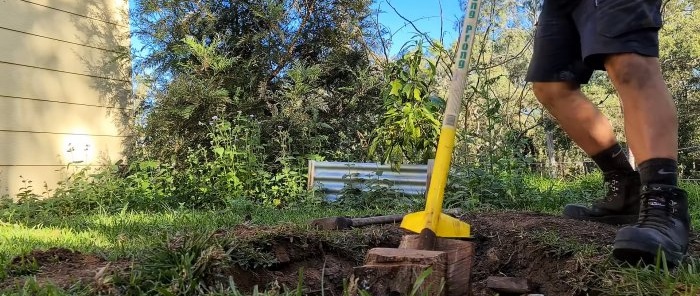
<box><xmin>307</xmin><ymin>160</ymin><xmax>433</xmax><ymax>201</ymax></box>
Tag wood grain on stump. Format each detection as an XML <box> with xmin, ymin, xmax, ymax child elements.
<box><xmin>348</xmin><ymin>235</ymin><xmax>475</xmax><ymax>296</ymax></box>
<box><xmin>400</xmin><ymin>235</ymin><xmax>475</xmax><ymax>296</ymax></box>
<box><xmin>349</xmin><ymin>247</ymin><xmax>447</xmax><ymax>296</ymax></box>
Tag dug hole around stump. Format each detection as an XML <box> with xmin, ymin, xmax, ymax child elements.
<box><xmin>347</xmin><ymin>234</ymin><xmax>475</xmax><ymax>296</ymax></box>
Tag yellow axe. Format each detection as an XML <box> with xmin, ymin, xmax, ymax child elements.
<box><xmin>400</xmin><ymin>0</ymin><xmax>483</xmax><ymax>250</ymax></box>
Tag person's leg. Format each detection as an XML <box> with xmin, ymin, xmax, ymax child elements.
<box><xmin>574</xmin><ymin>0</ymin><xmax>690</xmax><ymax>266</ymax></box>
<box><xmin>605</xmin><ymin>55</ymin><xmax>678</xmax><ymax>164</ymax></box>
<box><xmin>526</xmin><ymin>1</ymin><xmax>640</xmax><ymax>225</ymax></box>
<box><xmin>534</xmin><ymin>82</ymin><xmax>642</xmax><ymax>224</ymax></box>
<box><xmin>532</xmin><ymin>82</ymin><xmax>616</xmax><ymax>156</ymax></box>
<box><xmin>605</xmin><ymin>53</ymin><xmax>689</xmax><ymax>267</ymax></box>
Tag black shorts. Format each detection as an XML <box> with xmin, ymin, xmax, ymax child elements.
<box><xmin>525</xmin><ymin>0</ymin><xmax>663</xmax><ymax>84</ymax></box>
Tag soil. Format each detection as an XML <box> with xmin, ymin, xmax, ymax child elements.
<box><xmin>464</xmin><ymin>211</ymin><xmax>618</xmax><ymax>296</ymax></box>
<box><xmin>2</xmin><ymin>211</ymin><xmax>698</xmax><ymax>295</ymax></box>
<box><xmin>2</xmin><ymin>247</ymin><xmax>132</xmax><ymax>294</ymax></box>
<box><xmin>219</xmin><ymin>223</ymin><xmax>406</xmax><ymax>294</ymax></box>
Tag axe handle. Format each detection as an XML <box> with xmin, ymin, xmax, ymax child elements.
<box><xmin>349</xmin><ymin>208</ymin><xmax>463</xmax><ymax>228</ymax></box>
<box><xmin>350</xmin><ymin>214</ymin><xmax>404</xmax><ymax>227</ymax></box>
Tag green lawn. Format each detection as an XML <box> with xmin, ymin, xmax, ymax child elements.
<box><xmin>0</xmin><ymin>205</ymin><xmax>399</xmax><ymax>261</ymax></box>
<box><xmin>0</xmin><ymin>176</ymin><xmax>699</xmax><ymax>295</ymax></box>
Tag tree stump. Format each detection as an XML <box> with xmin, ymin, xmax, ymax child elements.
<box><xmin>348</xmin><ymin>235</ymin><xmax>475</xmax><ymax>296</ymax></box>
<box><xmin>400</xmin><ymin>235</ymin><xmax>475</xmax><ymax>296</ymax></box>
<box><xmin>349</xmin><ymin>247</ymin><xmax>447</xmax><ymax>295</ymax></box>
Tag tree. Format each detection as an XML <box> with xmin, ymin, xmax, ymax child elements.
<box><xmin>129</xmin><ymin>0</ymin><xmax>389</xmax><ymax>164</ymax></box>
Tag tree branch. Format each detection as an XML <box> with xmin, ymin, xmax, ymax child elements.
<box><xmin>268</xmin><ymin>0</ymin><xmax>315</xmax><ymax>83</ymax></box>
<box><xmin>385</xmin><ymin>0</ymin><xmax>453</xmax><ymax>70</ymax></box>
<box><xmin>376</xmin><ymin>2</ymin><xmax>391</xmax><ymax>62</ymax></box>
<box><xmin>472</xmin><ymin>38</ymin><xmax>533</xmax><ymax>71</ymax></box>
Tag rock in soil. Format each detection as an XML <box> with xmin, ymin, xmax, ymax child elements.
<box><xmin>486</xmin><ymin>276</ymin><xmax>536</xmax><ymax>294</ymax></box>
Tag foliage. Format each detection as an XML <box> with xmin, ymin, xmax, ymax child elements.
<box><xmin>334</xmin><ymin>177</ymin><xmax>424</xmax><ymax>212</ymax></box>
<box><xmin>369</xmin><ymin>40</ymin><xmax>445</xmax><ymax>170</ymax></box>
<box><xmin>659</xmin><ymin>0</ymin><xmax>700</xmax><ymax>177</ymax></box>
<box><xmin>1</xmin><ymin>115</ymin><xmax>311</xmax><ymax>218</ymax></box>
<box><xmin>131</xmin><ymin>0</ymin><xmax>387</xmax><ymax>165</ymax></box>
<box><xmin>135</xmin><ymin>34</ymin><xmax>235</xmax><ymax>162</ymax></box>
<box><xmin>444</xmin><ymin>165</ymin><xmax>606</xmax><ymax>213</ymax></box>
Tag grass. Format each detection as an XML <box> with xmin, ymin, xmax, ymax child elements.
<box><xmin>0</xmin><ymin>174</ymin><xmax>699</xmax><ymax>295</ymax></box>
<box><xmin>598</xmin><ymin>256</ymin><xmax>700</xmax><ymax>295</ymax></box>
<box><xmin>529</xmin><ymin>228</ymin><xmax>700</xmax><ymax>295</ymax></box>
<box><xmin>0</xmin><ymin>193</ymin><xmax>415</xmax><ymax>295</ymax></box>
<box><xmin>0</xmin><ymin>203</ymin><xmax>402</xmax><ymax>261</ymax></box>
<box><xmin>520</xmin><ymin>174</ymin><xmax>700</xmax><ymax>228</ymax></box>
<box><xmin>531</xmin><ymin>229</ymin><xmax>599</xmax><ymax>258</ymax></box>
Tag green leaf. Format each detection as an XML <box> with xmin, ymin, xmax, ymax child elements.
<box><xmin>138</xmin><ymin>160</ymin><xmax>160</xmax><ymax>170</ymax></box>
<box><xmin>214</xmin><ymin>147</ymin><xmax>225</xmax><ymax>156</ymax></box>
<box><xmin>413</xmin><ymin>88</ymin><xmax>422</xmax><ymax>100</ymax></box>
<box><xmin>403</xmin><ymin>84</ymin><xmax>413</xmax><ymax>99</ymax></box>
<box><xmin>429</xmin><ymin>96</ymin><xmax>446</xmax><ymax>110</ymax></box>
<box><xmin>390</xmin><ymin>80</ymin><xmax>403</xmax><ymax>96</ymax></box>
<box><xmin>368</xmin><ymin>138</ymin><xmax>380</xmax><ymax>157</ymax></box>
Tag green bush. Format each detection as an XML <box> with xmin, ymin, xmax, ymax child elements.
<box><xmin>0</xmin><ymin>115</ymin><xmax>313</xmax><ymax>219</ymax></box>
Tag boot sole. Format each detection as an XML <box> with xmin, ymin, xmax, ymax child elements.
<box><xmin>613</xmin><ymin>239</ymin><xmax>684</xmax><ymax>268</ymax></box>
<box><xmin>563</xmin><ymin>213</ymin><xmax>638</xmax><ymax>225</ymax></box>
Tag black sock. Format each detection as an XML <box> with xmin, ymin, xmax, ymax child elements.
<box><xmin>638</xmin><ymin>158</ymin><xmax>678</xmax><ymax>187</ymax></box>
<box><xmin>592</xmin><ymin>143</ymin><xmax>634</xmax><ymax>173</ymax></box>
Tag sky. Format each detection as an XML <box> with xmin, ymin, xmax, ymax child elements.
<box><xmin>129</xmin><ymin>0</ymin><xmax>465</xmax><ymax>56</ymax></box>
<box><xmin>373</xmin><ymin>0</ymin><xmax>464</xmax><ymax>56</ymax></box>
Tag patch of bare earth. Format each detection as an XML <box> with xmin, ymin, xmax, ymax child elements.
<box><xmin>465</xmin><ymin>211</ymin><xmax>617</xmax><ymax>295</ymax></box>
<box><xmin>1</xmin><ymin>247</ymin><xmax>131</xmax><ymax>293</ymax></box>
<box><xmin>220</xmin><ymin>224</ymin><xmax>405</xmax><ymax>294</ymax></box>
<box><xmin>3</xmin><ymin>212</ymin><xmax>698</xmax><ymax>295</ymax></box>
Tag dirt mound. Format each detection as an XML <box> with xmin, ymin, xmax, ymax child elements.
<box><xmin>464</xmin><ymin>211</ymin><xmax>618</xmax><ymax>295</ymax></box>
<box><xmin>2</xmin><ymin>212</ymin><xmax>696</xmax><ymax>295</ymax></box>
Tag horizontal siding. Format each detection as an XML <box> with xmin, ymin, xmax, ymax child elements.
<box><xmin>0</xmin><ymin>0</ymin><xmax>130</xmax><ymax>197</ymax></box>
<box><xmin>0</xmin><ymin>29</ymin><xmax>127</xmax><ymax>79</ymax></box>
<box><xmin>20</xmin><ymin>0</ymin><xmax>129</xmax><ymax>26</ymax></box>
<box><xmin>0</xmin><ymin>97</ymin><xmax>126</xmax><ymax>136</ymax></box>
<box><xmin>0</xmin><ymin>63</ymin><xmax>131</xmax><ymax>107</ymax></box>
<box><xmin>0</xmin><ymin>0</ymin><xmax>128</xmax><ymax>50</ymax></box>
<box><xmin>0</xmin><ymin>131</ymin><xmax>125</xmax><ymax>166</ymax></box>
<box><xmin>0</xmin><ymin>166</ymin><xmax>63</xmax><ymax>197</ymax></box>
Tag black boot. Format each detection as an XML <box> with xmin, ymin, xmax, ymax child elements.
<box><xmin>563</xmin><ymin>170</ymin><xmax>641</xmax><ymax>225</ymax></box>
<box><xmin>613</xmin><ymin>184</ymin><xmax>690</xmax><ymax>267</ymax></box>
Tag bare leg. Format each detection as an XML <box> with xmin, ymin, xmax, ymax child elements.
<box><xmin>532</xmin><ymin>82</ymin><xmax>617</xmax><ymax>156</ymax></box>
<box><xmin>604</xmin><ymin>54</ymin><xmax>678</xmax><ymax>163</ymax></box>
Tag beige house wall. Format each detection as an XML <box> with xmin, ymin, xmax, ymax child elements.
<box><xmin>0</xmin><ymin>0</ymin><xmax>131</xmax><ymax>197</ymax></box>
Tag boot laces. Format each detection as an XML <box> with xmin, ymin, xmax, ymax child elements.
<box><xmin>637</xmin><ymin>186</ymin><xmax>677</xmax><ymax>231</ymax></box>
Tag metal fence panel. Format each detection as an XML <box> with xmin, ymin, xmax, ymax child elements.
<box><xmin>307</xmin><ymin>160</ymin><xmax>431</xmax><ymax>201</ymax></box>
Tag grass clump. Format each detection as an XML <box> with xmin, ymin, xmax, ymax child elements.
<box><xmin>599</xmin><ymin>257</ymin><xmax>700</xmax><ymax>295</ymax></box>
<box><xmin>531</xmin><ymin>229</ymin><xmax>599</xmax><ymax>258</ymax></box>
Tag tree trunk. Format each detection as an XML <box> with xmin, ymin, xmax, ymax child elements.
<box><xmin>546</xmin><ymin>130</ymin><xmax>557</xmax><ymax>178</ymax></box>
